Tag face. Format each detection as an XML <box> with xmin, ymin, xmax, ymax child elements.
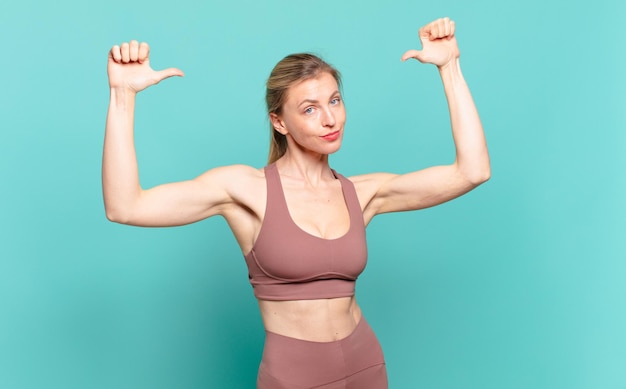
<box><xmin>270</xmin><ymin>72</ymin><xmax>346</xmax><ymax>156</ymax></box>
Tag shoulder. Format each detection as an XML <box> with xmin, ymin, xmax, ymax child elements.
<box><xmin>347</xmin><ymin>172</ymin><xmax>398</xmax><ymax>195</ymax></box>
<box><xmin>193</xmin><ymin>165</ymin><xmax>267</xmax><ymax>250</ymax></box>
<box><xmin>191</xmin><ymin>164</ymin><xmax>266</xmax><ymax>208</ymax></box>
<box><xmin>195</xmin><ymin>163</ymin><xmax>268</xmax><ymax>219</ymax></box>
<box><xmin>196</xmin><ymin>164</ymin><xmax>264</xmax><ymax>179</ymax></box>
<box><xmin>195</xmin><ymin>164</ymin><xmax>265</xmax><ymax>188</ymax></box>
<box><xmin>345</xmin><ymin>172</ymin><xmax>397</xmax><ymax>217</ymax></box>
<box><xmin>347</xmin><ymin>172</ymin><xmax>396</xmax><ymax>187</ymax></box>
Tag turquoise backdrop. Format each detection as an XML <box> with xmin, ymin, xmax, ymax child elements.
<box><xmin>1</xmin><ymin>0</ymin><xmax>624</xmax><ymax>388</ymax></box>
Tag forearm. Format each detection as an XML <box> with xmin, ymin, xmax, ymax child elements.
<box><xmin>102</xmin><ymin>87</ymin><xmax>142</xmax><ymax>221</ymax></box>
<box><xmin>439</xmin><ymin>59</ymin><xmax>490</xmax><ymax>183</ymax></box>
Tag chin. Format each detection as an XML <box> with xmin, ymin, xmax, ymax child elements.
<box><xmin>325</xmin><ymin>142</ymin><xmax>343</xmax><ymax>155</ymax></box>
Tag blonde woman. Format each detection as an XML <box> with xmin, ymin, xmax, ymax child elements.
<box><xmin>103</xmin><ymin>17</ymin><xmax>489</xmax><ymax>388</ymax></box>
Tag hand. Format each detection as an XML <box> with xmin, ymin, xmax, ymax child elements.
<box><xmin>401</xmin><ymin>17</ymin><xmax>460</xmax><ymax>69</ymax></box>
<box><xmin>107</xmin><ymin>40</ymin><xmax>184</xmax><ymax>93</ymax></box>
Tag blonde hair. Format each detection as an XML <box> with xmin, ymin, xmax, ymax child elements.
<box><xmin>265</xmin><ymin>53</ymin><xmax>342</xmax><ymax>164</ymax></box>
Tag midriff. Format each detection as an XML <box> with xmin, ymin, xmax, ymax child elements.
<box><xmin>258</xmin><ymin>296</ymin><xmax>362</xmax><ymax>342</ymax></box>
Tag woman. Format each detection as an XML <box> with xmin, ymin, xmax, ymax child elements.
<box><xmin>103</xmin><ymin>17</ymin><xmax>489</xmax><ymax>389</ymax></box>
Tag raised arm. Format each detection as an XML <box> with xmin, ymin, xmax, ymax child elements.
<box><xmin>102</xmin><ymin>41</ymin><xmax>253</xmax><ymax>227</ymax></box>
<box><xmin>358</xmin><ymin>18</ymin><xmax>490</xmax><ymax>222</ymax></box>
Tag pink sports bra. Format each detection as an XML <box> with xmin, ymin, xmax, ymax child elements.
<box><xmin>243</xmin><ymin>163</ymin><xmax>368</xmax><ymax>301</ymax></box>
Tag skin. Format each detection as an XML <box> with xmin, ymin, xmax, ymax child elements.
<box><xmin>103</xmin><ymin>17</ymin><xmax>490</xmax><ymax>342</ymax></box>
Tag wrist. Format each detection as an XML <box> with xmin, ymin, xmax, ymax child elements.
<box><xmin>438</xmin><ymin>57</ymin><xmax>461</xmax><ymax>74</ymax></box>
<box><xmin>110</xmin><ymin>86</ymin><xmax>137</xmax><ymax>97</ymax></box>
<box><xmin>109</xmin><ymin>87</ymin><xmax>137</xmax><ymax>110</ymax></box>
<box><xmin>438</xmin><ymin>58</ymin><xmax>464</xmax><ymax>84</ymax></box>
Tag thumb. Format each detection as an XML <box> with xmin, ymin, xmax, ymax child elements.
<box><xmin>154</xmin><ymin>67</ymin><xmax>185</xmax><ymax>83</ymax></box>
<box><xmin>401</xmin><ymin>49</ymin><xmax>425</xmax><ymax>62</ymax></box>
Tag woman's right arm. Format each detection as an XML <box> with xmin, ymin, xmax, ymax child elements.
<box><xmin>103</xmin><ymin>41</ymin><xmax>249</xmax><ymax>227</ymax></box>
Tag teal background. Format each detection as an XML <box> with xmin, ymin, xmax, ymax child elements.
<box><xmin>1</xmin><ymin>0</ymin><xmax>624</xmax><ymax>387</ymax></box>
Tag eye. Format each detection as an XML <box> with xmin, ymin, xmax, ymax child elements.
<box><xmin>330</xmin><ymin>97</ymin><xmax>341</xmax><ymax>105</ymax></box>
<box><xmin>304</xmin><ymin>107</ymin><xmax>315</xmax><ymax>115</ymax></box>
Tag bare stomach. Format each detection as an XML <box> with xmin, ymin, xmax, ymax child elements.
<box><xmin>257</xmin><ymin>296</ymin><xmax>362</xmax><ymax>342</ymax></box>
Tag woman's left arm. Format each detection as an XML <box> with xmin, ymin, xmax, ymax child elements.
<box><xmin>359</xmin><ymin>17</ymin><xmax>490</xmax><ymax>221</ymax></box>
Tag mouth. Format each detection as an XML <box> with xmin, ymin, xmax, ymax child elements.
<box><xmin>321</xmin><ymin>130</ymin><xmax>340</xmax><ymax>141</ymax></box>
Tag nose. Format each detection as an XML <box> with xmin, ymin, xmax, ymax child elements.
<box><xmin>321</xmin><ymin>106</ymin><xmax>336</xmax><ymax>128</ymax></box>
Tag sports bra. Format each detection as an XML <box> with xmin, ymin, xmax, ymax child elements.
<box><xmin>243</xmin><ymin>163</ymin><xmax>368</xmax><ymax>301</ymax></box>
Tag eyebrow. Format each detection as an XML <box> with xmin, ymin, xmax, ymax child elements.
<box><xmin>297</xmin><ymin>91</ymin><xmax>340</xmax><ymax>108</ymax></box>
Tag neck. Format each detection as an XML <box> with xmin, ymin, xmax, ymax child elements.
<box><xmin>275</xmin><ymin>150</ymin><xmax>334</xmax><ymax>186</ymax></box>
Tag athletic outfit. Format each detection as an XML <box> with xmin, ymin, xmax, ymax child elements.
<box><xmin>244</xmin><ymin>163</ymin><xmax>388</xmax><ymax>388</ymax></box>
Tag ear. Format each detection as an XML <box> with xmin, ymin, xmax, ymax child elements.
<box><xmin>269</xmin><ymin>113</ymin><xmax>288</xmax><ymax>135</ymax></box>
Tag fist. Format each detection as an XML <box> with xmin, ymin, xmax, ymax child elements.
<box><xmin>107</xmin><ymin>40</ymin><xmax>183</xmax><ymax>93</ymax></box>
<box><xmin>401</xmin><ymin>17</ymin><xmax>460</xmax><ymax>69</ymax></box>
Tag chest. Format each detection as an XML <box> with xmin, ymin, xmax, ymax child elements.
<box><xmin>281</xmin><ymin>180</ymin><xmax>350</xmax><ymax>240</ymax></box>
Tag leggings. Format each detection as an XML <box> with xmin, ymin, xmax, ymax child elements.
<box><xmin>257</xmin><ymin>317</ymin><xmax>388</xmax><ymax>388</ymax></box>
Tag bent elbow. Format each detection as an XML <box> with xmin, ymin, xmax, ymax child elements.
<box><xmin>465</xmin><ymin>166</ymin><xmax>491</xmax><ymax>186</ymax></box>
<box><xmin>104</xmin><ymin>207</ymin><xmax>131</xmax><ymax>224</ymax></box>
<box><xmin>476</xmin><ymin>168</ymin><xmax>491</xmax><ymax>185</ymax></box>
<box><xmin>456</xmin><ymin>157</ymin><xmax>491</xmax><ymax>187</ymax></box>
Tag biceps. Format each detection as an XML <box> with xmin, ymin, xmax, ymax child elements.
<box><xmin>372</xmin><ymin>165</ymin><xmax>477</xmax><ymax>214</ymax></box>
<box><xmin>124</xmin><ymin>179</ymin><xmax>229</xmax><ymax>227</ymax></box>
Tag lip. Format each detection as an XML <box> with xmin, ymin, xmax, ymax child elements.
<box><xmin>321</xmin><ymin>130</ymin><xmax>340</xmax><ymax>141</ymax></box>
